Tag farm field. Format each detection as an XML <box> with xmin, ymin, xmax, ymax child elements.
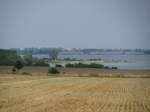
<box><xmin>0</xmin><ymin>74</ymin><xmax>150</xmax><ymax>112</ymax></box>
<box><xmin>0</xmin><ymin>66</ymin><xmax>150</xmax><ymax>77</ymax></box>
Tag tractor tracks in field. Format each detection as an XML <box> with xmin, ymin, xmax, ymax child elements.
<box><xmin>1</xmin><ymin>78</ymin><xmax>150</xmax><ymax>112</ymax></box>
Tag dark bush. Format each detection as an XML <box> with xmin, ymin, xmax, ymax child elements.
<box><xmin>14</xmin><ymin>60</ymin><xmax>24</xmax><ymax>70</ymax></box>
<box><xmin>89</xmin><ymin>73</ymin><xmax>99</xmax><ymax>77</ymax></box>
<box><xmin>112</xmin><ymin>67</ymin><xmax>118</xmax><ymax>69</ymax></box>
<box><xmin>66</xmin><ymin>63</ymin><xmax>74</xmax><ymax>67</ymax></box>
<box><xmin>33</xmin><ymin>60</ymin><xmax>49</xmax><ymax>66</ymax></box>
<box><xmin>56</xmin><ymin>64</ymin><xmax>62</xmax><ymax>67</ymax></box>
<box><xmin>89</xmin><ymin>63</ymin><xmax>104</xmax><ymax>68</ymax></box>
<box><xmin>48</xmin><ymin>67</ymin><xmax>59</xmax><ymax>74</ymax></box>
<box><xmin>22</xmin><ymin>72</ymin><xmax>32</xmax><ymax>76</ymax></box>
<box><xmin>66</xmin><ymin>63</ymin><xmax>105</xmax><ymax>68</ymax></box>
<box><xmin>12</xmin><ymin>67</ymin><xmax>17</xmax><ymax>73</ymax></box>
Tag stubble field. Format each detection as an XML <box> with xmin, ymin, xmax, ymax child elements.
<box><xmin>0</xmin><ymin>67</ymin><xmax>150</xmax><ymax>112</ymax></box>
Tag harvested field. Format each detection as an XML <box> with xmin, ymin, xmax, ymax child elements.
<box><xmin>0</xmin><ymin>66</ymin><xmax>150</xmax><ymax>78</ymax></box>
<box><xmin>0</xmin><ymin>73</ymin><xmax>150</xmax><ymax>112</ymax></box>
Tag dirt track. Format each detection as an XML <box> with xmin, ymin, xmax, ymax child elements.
<box><xmin>0</xmin><ymin>74</ymin><xmax>150</xmax><ymax>112</ymax></box>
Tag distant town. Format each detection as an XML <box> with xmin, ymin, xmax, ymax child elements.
<box><xmin>10</xmin><ymin>48</ymin><xmax>150</xmax><ymax>55</ymax></box>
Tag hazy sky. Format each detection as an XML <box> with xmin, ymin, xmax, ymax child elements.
<box><xmin>0</xmin><ymin>0</ymin><xmax>150</xmax><ymax>49</ymax></box>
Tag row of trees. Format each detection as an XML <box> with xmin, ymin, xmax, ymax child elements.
<box><xmin>0</xmin><ymin>49</ymin><xmax>20</xmax><ymax>65</ymax></box>
<box><xmin>0</xmin><ymin>49</ymin><xmax>59</xmax><ymax>73</ymax></box>
<box><xmin>66</xmin><ymin>63</ymin><xmax>105</xmax><ymax>68</ymax></box>
<box><xmin>0</xmin><ymin>49</ymin><xmax>60</xmax><ymax>68</ymax></box>
<box><xmin>66</xmin><ymin>63</ymin><xmax>117</xmax><ymax>69</ymax></box>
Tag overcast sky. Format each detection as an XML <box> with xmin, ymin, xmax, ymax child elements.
<box><xmin>0</xmin><ymin>0</ymin><xmax>150</xmax><ymax>49</ymax></box>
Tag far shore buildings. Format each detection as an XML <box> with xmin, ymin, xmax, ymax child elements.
<box><xmin>32</xmin><ymin>50</ymin><xmax>144</xmax><ymax>60</ymax></box>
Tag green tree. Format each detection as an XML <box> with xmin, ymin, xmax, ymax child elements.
<box><xmin>24</xmin><ymin>54</ymin><xmax>33</xmax><ymax>66</ymax></box>
<box><xmin>49</xmin><ymin>50</ymin><xmax>59</xmax><ymax>60</ymax></box>
<box><xmin>0</xmin><ymin>49</ymin><xmax>19</xmax><ymax>65</ymax></box>
<box><xmin>33</xmin><ymin>59</ymin><xmax>49</xmax><ymax>66</ymax></box>
<box><xmin>14</xmin><ymin>60</ymin><xmax>24</xmax><ymax>71</ymax></box>
<box><xmin>48</xmin><ymin>67</ymin><xmax>59</xmax><ymax>74</ymax></box>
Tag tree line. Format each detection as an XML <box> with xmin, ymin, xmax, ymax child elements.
<box><xmin>0</xmin><ymin>49</ymin><xmax>49</xmax><ymax>66</ymax></box>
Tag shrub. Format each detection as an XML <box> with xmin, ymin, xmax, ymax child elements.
<box><xmin>65</xmin><ymin>62</ymin><xmax>118</xmax><ymax>70</ymax></box>
<box><xmin>12</xmin><ymin>67</ymin><xmax>17</xmax><ymax>73</ymax></box>
<box><xmin>112</xmin><ymin>67</ymin><xmax>118</xmax><ymax>69</ymax></box>
<box><xmin>14</xmin><ymin>60</ymin><xmax>24</xmax><ymax>70</ymax></box>
<box><xmin>66</xmin><ymin>63</ymin><xmax>74</xmax><ymax>67</ymax></box>
<box><xmin>56</xmin><ymin>64</ymin><xmax>62</xmax><ymax>67</ymax></box>
<box><xmin>89</xmin><ymin>63</ymin><xmax>104</xmax><ymax>68</ymax></box>
<box><xmin>33</xmin><ymin>60</ymin><xmax>49</xmax><ymax>66</ymax></box>
<box><xmin>48</xmin><ymin>67</ymin><xmax>59</xmax><ymax>74</ymax></box>
<box><xmin>66</xmin><ymin>63</ymin><xmax>105</xmax><ymax>68</ymax></box>
<box><xmin>22</xmin><ymin>72</ymin><xmax>32</xmax><ymax>76</ymax></box>
<box><xmin>89</xmin><ymin>73</ymin><xmax>99</xmax><ymax>77</ymax></box>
